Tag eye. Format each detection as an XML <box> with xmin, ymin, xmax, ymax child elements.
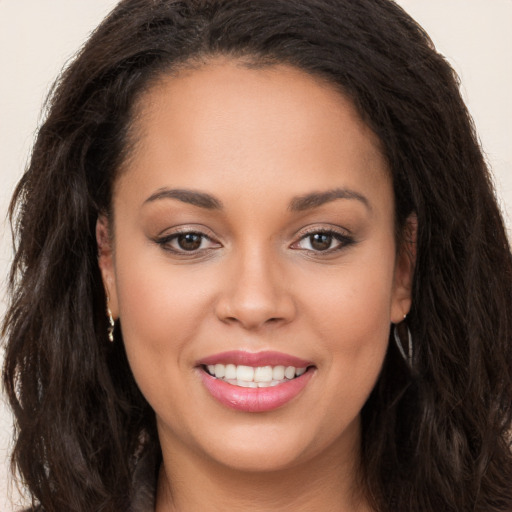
<box><xmin>293</xmin><ymin>229</ymin><xmax>353</xmax><ymax>253</ymax></box>
<box><xmin>155</xmin><ymin>230</ymin><xmax>220</xmax><ymax>254</ymax></box>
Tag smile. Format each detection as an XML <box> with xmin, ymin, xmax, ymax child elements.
<box><xmin>204</xmin><ymin>364</ymin><xmax>308</xmax><ymax>388</ymax></box>
<box><xmin>197</xmin><ymin>351</ymin><xmax>316</xmax><ymax>412</ymax></box>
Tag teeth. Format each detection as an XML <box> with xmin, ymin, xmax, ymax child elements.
<box><xmin>205</xmin><ymin>363</ymin><xmax>308</xmax><ymax>385</ymax></box>
<box><xmin>225</xmin><ymin>364</ymin><xmax>237</xmax><ymax>380</ymax></box>
<box><xmin>236</xmin><ymin>365</ymin><xmax>254</xmax><ymax>381</ymax></box>
<box><xmin>214</xmin><ymin>363</ymin><xmax>225</xmax><ymax>378</ymax></box>
<box><xmin>254</xmin><ymin>366</ymin><xmax>273</xmax><ymax>382</ymax></box>
<box><xmin>272</xmin><ymin>365</ymin><xmax>285</xmax><ymax>380</ymax></box>
<box><xmin>284</xmin><ymin>366</ymin><xmax>296</xmax><ymax>379</ymax></box>
<box><xmin>236</xmin><ymin>380</ymin><xmax>257</xmax><ymax>388</ymax></box>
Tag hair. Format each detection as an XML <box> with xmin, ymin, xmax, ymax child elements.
<box><xmin>3</xmin><ymin>0</ymin><xmax>512</xmax><ymax>510</ymax></box>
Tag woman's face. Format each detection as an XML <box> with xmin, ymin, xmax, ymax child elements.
<box><xmin>98</xmin><ymin>61</ymin><xmax>413</xmax><ymax>473</ymax></box>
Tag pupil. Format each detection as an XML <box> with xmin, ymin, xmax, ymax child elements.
<box><xmin>310</xmin><ymin>233</ymin><xmax>332</xmax><ymax>251</ymax></box>
<box><xmin>178</xmin><ymin>233</ymin><xmax>202</xmax><ymax>251</ymax></box>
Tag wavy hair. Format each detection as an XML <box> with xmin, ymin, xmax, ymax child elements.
<box><xmin>3</xmin><ymin>0</ymin><xmax>512</xmax><ymax>510</ymax></box>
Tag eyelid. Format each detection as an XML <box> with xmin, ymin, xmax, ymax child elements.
<box><xmin>152</xmin><ymin>224</ymin><xmax>354</xmax><ymax>256</ymax></box>
<box><xmin>155</xmin><ymin>223</ymin><xmax>217</xmax><ymax>238</ymax></box>
<box><xmin>290</xmin><ymin>225</ymin><xmax>355</xmax><ymax>253</ymax></box>
<box><xmin>153</xmin><ymin>225</ymin><xmax>222</xmax><ymax>255</ymax></box>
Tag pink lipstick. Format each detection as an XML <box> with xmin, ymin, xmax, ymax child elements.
<box><xmin>197</xmin><ymin>351</ymin><xmax>315</xmax><ymax>413</ymax></box>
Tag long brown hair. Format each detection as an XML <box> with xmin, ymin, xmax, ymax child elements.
<box><xmin>3</xmin><ymin>1</ymin><xmax>512</xmax><ymax>510</ymax></box>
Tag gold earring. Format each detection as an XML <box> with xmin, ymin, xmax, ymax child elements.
<box><xmin>106</xmin><ymin>298</ymin><xmax>115</xmax><ymax>343</ymax></box>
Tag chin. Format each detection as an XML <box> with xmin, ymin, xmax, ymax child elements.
<box><xmin>191</xmin><ymin>415</ymin><xmax>359</xmax><ymax>475</ymax></box>
<box><xmin>203</xmin><ymin>438</ymin><xmax>311</xmax><ymax>473</ymax></box>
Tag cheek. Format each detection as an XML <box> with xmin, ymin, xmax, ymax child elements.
<box><xmin>113</xmin><ymin>259</ymin><xmax>220</xmax><ymax>438</ymax></box>
<box><xmin>298</xmin><ymin>247</ymin><xmax>395</xmax><ymax>392</ymax></box>
<box><xmin>112</xmin><ymin>244</ymin><xmax>215</xmax><ymax>388</ymax></box>
<box><xmin>121</xmin><ymin>267</ymin><xmax>207</xmax><ymax>317</ymax></box>
<box><xmin>303</xmin><ymin>247</ymin><xmax>395</xmax><ymax>342</ymax></box>
<box><xmin>314</xmin><ymin>282</ymin><xmax>391</xmax><ymax>387</ymax></box>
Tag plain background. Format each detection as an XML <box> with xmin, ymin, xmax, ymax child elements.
<box><xmin>1</xmin><ymin>1</ymin><xmax>511</xmax><ymax>508</ymax></box>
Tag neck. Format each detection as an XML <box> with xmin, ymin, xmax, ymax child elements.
<box><xmin>155</xmin><ymin>423</ymin><xmax>372</xmax><ymax>512</ymax></box>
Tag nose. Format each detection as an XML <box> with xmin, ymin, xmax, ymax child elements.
<box><xmin>214</xmin><ymin>248</ymin><xmax>296</xmax><ymax>330</ymax></box>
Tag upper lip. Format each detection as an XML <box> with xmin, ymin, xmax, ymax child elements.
<box><xmin>197</xmin><ymin>350</ymin><xmax>313</xmax><ymax>368</ymax></box>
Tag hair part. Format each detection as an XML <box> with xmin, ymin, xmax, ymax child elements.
<box><xmin>3</xmin><ymin>1</ymin><xmax>512</xmax><ymax>511</ymax></box>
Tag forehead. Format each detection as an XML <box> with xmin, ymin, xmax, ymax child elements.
<box><xmin>116</xmin><ymin>59</ymin><xmax>391</xmax><ymax>210</ymax></box>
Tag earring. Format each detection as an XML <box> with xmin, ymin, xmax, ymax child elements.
<box><xmin>393</xmin><ymin>314</ymin><xmax>413</xmax><ymax>366</ymax></box>
<box><xmin>106</xmin><ymin>298</ymin><xmax>115</xmax><ymax>343</ymax></box>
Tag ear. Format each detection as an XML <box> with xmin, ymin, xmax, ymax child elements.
<box><xmin>96</xmin><ymin>214</ymin><xmax>119</xmax><ymax>318</ymax></box>
<box><xmin>390</xmin><ymin>213</ymin><xmax>417</xmax><ymax>324</ymax></box>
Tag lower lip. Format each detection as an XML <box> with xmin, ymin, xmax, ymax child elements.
<box><xmin>199</xmin><ymin>368</ymin><xmax>315</xmax><ymax>413</ymax></box>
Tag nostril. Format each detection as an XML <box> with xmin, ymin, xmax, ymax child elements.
<box><xmin>214</xmin><ymin>289</ymin><xmax>297</xmax><ymax>329</ymax></box>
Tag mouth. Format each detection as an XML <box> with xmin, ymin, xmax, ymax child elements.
<box><xmin>202</xmin><ymin>363</ymin><xmax>310</xmax><ymax>388</ymax></box>
<box><xmin>197</xmin><ymin>351</ymin><xmax>316</xmax><ymax>412</ymax></box>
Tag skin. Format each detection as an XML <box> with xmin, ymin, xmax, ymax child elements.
<box><xmin>97</xmin><ymin>60</ymin><xmax>414</xmax><ymax>511</ymax></box>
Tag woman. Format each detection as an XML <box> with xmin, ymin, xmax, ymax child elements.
<box><xmin>3</xmin><ymin>0</ymin><xmax>512</xmax><ymax>511</ymax></box>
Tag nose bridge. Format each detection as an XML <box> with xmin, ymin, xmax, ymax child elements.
<box><xmin>215</xmin><ymin>242</ymin><xmax>295</xmax><ymax>329</ymax></box>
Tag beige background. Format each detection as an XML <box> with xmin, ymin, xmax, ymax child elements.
<box><xmin>1</xmin><ymin>0</ymin><xmax>511</xmax><ymax>509</ymax></box>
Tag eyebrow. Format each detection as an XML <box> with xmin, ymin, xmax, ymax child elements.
<box><xmin>288</xmin><ymin>188</ymin><xmax>371</xmax><ymax>212</ymax></box>
<box><xmin>143</xmin><ymin>186</ymin><xmax>370</xmax><ymax>212</ymax></box>
<box><xmin>144</xmin><ymin>188</ymin><xmax>223</xmax><ymax>209</ymax></box>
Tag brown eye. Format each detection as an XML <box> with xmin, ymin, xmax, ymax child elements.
<box><xmin>309</xmin><ymin>233</ymin><xmax>333</xmax><ymax>251</ymax></box>
<box><xmin>177</xmin><ymin>233</ymin><xmax>203</xmax><ymax>251</ymax></box>
<box><xmin>293</xmin><ymin>229</ymin><xmax>354</xmax><ymax>254</ymax></box>
<box><xmin>155</xmin><ymin>229</ymin><xmax>221</xmax><ymax>255</ymax></box>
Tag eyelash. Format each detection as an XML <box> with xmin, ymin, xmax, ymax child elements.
<box><xmin>291</xmin><ymin>228</ymin><xmax>354</xmax><ymax>254</ymax></box>
<box><xmin>154</xmin><ymin>229</ymin><xmax>219</xmax><ymax>256</ymax></box>
<box><xmin>154</xmin><ymin>227</ymin><xmax>354</xmax><ymax>256</ymax></box>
